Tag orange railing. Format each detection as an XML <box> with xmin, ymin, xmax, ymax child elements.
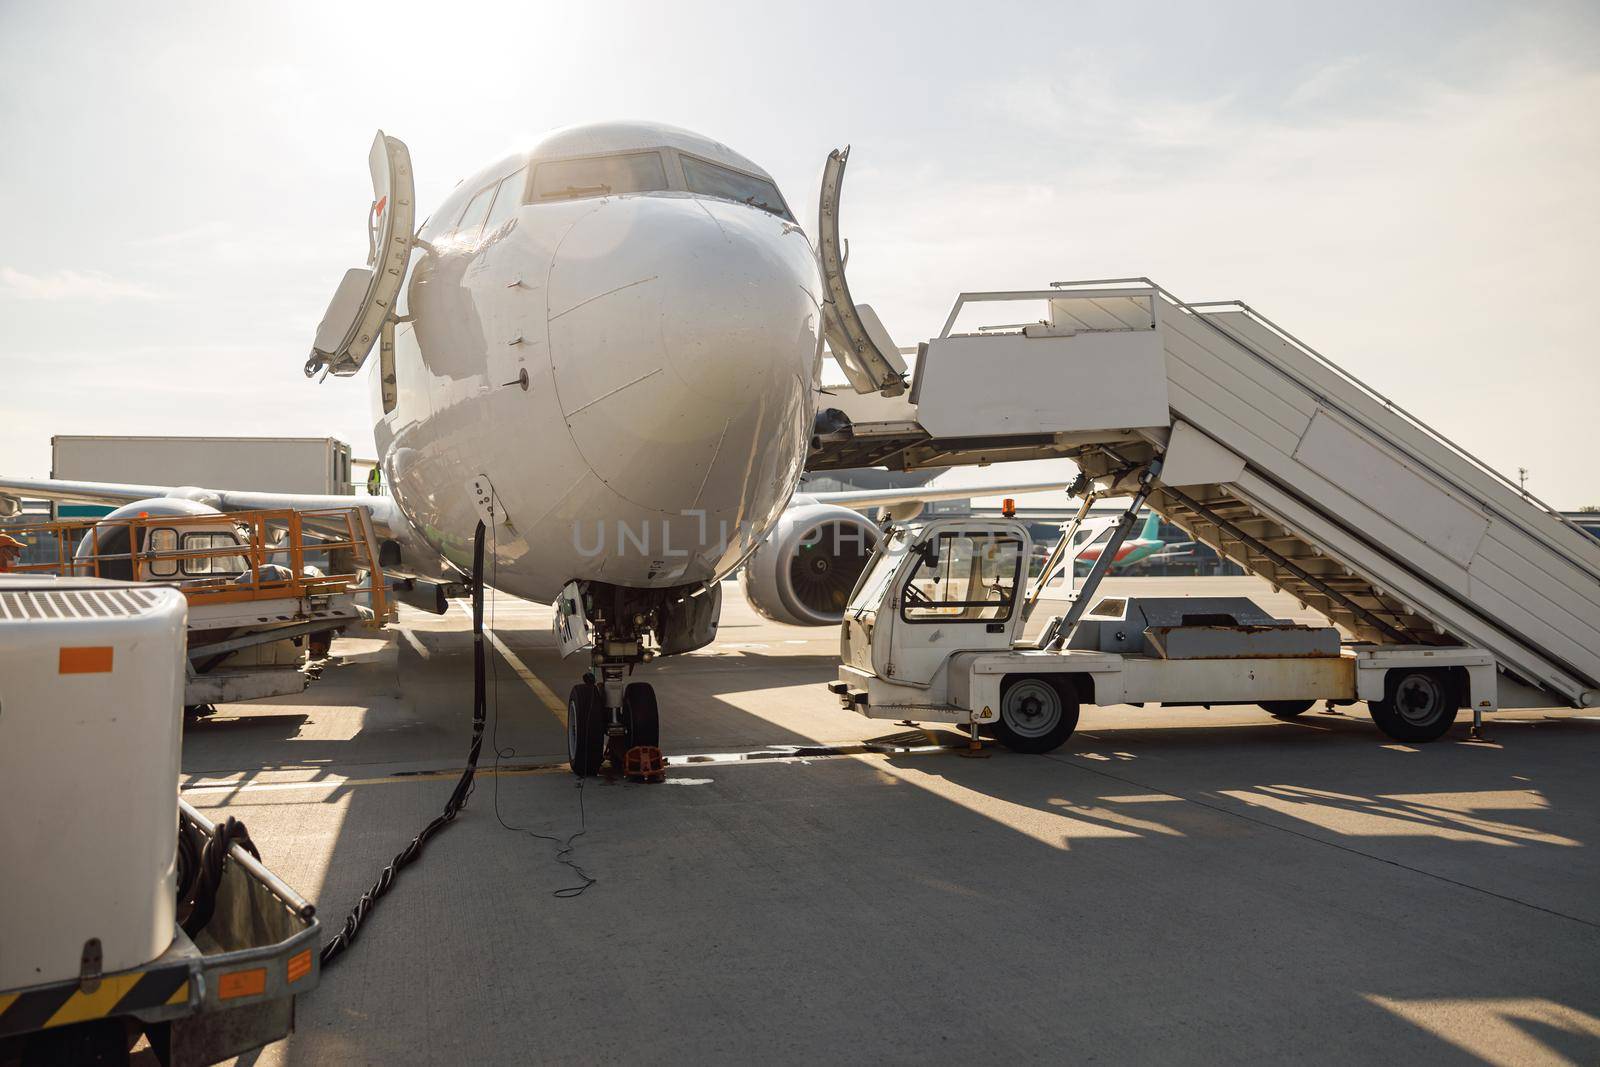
<box><xmin>1</xmin><ymin>507</ymin><xmax>389</xmax><ymax>622</ymax></box>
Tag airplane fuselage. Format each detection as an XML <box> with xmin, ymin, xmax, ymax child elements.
<box><xmin>1078</xmin><ymin>537</ymin><xmax>1162</xmax><ymax>568</ymax></box>
<box><xmin>370</xmin><ymin>123</ymin><xmax>824</xmax><ymax>602</ymax></box>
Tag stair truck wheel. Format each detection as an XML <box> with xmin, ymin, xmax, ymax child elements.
<box><xmin>1369</xmin><ymin>669</ymin><xmax>1458</xmax><ymax>742</ymax></box>
<box><xmin>994</xmin><ymin>675</ymin><xmax>1080</xmax><ymax>754</ymax></box>
<box><xmin>567</xmin><ymin>683</ymin><xmax>606</xmax><ymax>776</ymax></box>
<box><xmin>1260</xmin><ymin>700</ymin><xmax>1316</xmax><ymax>719</ymax></box>
<box><xmin>622</xmin><ymin>682</ymin><xmax>660</xmax><ymax>750</ymax></box>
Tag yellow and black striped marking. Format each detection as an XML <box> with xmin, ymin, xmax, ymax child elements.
<box><xmin>0</xmin><ymin>963</ymin><xmax>190</xmax><ymax>1038</ymax></box>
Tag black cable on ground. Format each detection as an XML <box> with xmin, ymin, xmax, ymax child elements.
<box><xmin>484</xmin><ymin>516</ymin><xmax>596</xmax><ymax>898</ymax></box>
<box><xmin>319</xmin><ymin>520</ymin><xmax>489</xmax><ymax>969</ymax></box>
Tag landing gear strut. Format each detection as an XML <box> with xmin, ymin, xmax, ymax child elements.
<box><xmin>568</xmin><ymin>669</ymin><xmax>663</xmax><ymax>778</ymax></box>
<box><xmin>559</xmin><ymin>579</ymin><xmax>717</xmax><ymax>777</ymax></box>
<box><xmin>560</xmin><ymin>581</ymin><xmax>652</xmax><ymax>777</ymax></box>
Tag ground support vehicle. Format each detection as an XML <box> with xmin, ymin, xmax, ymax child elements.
<box><xmin>816</xmin><ymin>279</ymin><xmax>1600</xmax><ymax>745</ymax></box>
<box><xmin>0</xmin><ymin>800</ymin><xmax>321</xmax><ymax>1067</ymax></box>
<box><xmin>832</xmin><ymin>506</ymin><xmax>1499</xmax><ymax>748</ymax></box>
<box><xmin>48</xmin><ymin>436</ymin><xmax>354</xmax><ymax>514</ymax></box>
<box><xmin>0</xmin><ymin>577</ymin><xmax>320</xmax><ymax>1065</ymax></box>
<box><xmin>2</xmin><ymin>505</ymin><xmax>390</xmax><ymax>707</ymax></box>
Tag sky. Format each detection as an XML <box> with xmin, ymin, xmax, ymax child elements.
<box><xmin>2</xmin><ymin>0</ymin><xmax>1597</xmax><ymax>506</ymax></box>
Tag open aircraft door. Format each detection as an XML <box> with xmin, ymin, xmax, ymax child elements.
<box><xmin>816</xmin><ymin>147</ymin><xmax>908</xmax><ymax>397</ymax></box>
<box><xmin>305</xmin><ymin>132</ymin><xmax>415</xmax><ymax>378</ymax></box>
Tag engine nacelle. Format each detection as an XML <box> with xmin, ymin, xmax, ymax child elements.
<box><xmin>740</xmin><ymin>502</ymin><xmax>879</xmax><ymax>626</ymax></box>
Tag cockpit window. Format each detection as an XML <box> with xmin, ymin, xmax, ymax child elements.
<box><xmin>454</xmin><ymin>183</ymin><xmax>496</xmax><ymax>241</ymax></box>
<box><xmin>531</xmin><ymin>152</ymin><xmax>669</xmax><ymax>203</ymax></box>
<box><xmin>482</xmin><ymin>167</ymin><xmax>527</xmax><ymax>235</ymax></box>
<box><xmin>680</xmin><ymin>155</ymin><xmax>792</xmax><ymax>220</ymax></box>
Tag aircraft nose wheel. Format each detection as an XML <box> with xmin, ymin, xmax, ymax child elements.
<box><xmin>567</xmin><ymin>683</ymin><xmax>606</xmax><ymax>776</ymax></box>
<box><xmin>621</xmin><ymin>682</ymin><xmax>660</xmax><ymax>751</ymax></box>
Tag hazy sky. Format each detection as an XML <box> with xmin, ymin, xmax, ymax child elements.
<box><xmin>3</xmin><ymin>1</ymin><xmax>1597</xmax><ymax>505</ymax></box>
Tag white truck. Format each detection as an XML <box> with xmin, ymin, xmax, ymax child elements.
<box><xmin>50</xmin><ymin>436</ymin><xmax>354</xmax><ymax>517</ymax></box>
<box><xmin>831</xmin><ymin>505</ymin><xmax>1499</xmax><ymax>750</ymax></box>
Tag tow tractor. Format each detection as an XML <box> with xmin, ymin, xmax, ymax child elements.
<box><xmin>2</xmin><ymin>503</ymin><xmax>392</xmax><ymax>711</ymax></box>
<box><xmin>830</xmin><ymin>480</ymin><xmax>1499</xmax><ymax>749</ymax></box>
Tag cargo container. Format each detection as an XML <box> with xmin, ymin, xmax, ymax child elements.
<box><xmin>50</xmin><ymin>436</ymin><xmax>353</xmax><ymax>520</ymax></box>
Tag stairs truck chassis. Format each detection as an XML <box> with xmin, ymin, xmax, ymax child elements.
<box><xmin>830</xmin><ymin>513</ymin><xmax>1504</xmax><ymax>748</ymax></box>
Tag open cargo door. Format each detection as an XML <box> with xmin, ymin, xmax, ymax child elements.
<box><xmin>305</xmin><ymin>131</ymin><xmax>415</xmax><ymax>378</ymax></box>
<box><xmin>816</xmin><ymin>147</ymin><xmax>908</xmax><ymax>397</ymax></box>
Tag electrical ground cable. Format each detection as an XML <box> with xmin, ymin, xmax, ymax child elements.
<box><xmin>318</xmin><ymin>520</ymin><xmax>488</xmax><ymax>968</ymax></box>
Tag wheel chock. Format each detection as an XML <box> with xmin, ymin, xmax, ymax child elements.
<box><xmin>623</xmin><ymin>745</ymin><xmax>667</xmax><ymax>782</ymax></box>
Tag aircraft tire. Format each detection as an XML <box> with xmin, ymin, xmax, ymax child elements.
<box><xmin>1369</xmin><ymin>669</ymin><xmax>1458</xmax><ymax>742</ymax></box>
<box><xmin>622</xmin><ymin>682</ymin><xmax>660</xmax><ymax>750</ymax></box>
<box><xmin>993</xmin><ymin>675</ymin><xmax>1079</xmax><ymax>754</ymax></box>
<box><xmin>567</xmin><ymin>684</ymin><xmax>606</xmax><ymax>776</ymax></box>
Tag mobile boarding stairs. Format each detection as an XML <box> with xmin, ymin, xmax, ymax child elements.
<box><xmin>812</xmin><ymin>277</ymin><xmax>1600</xmax><ymax>727</ymax></box>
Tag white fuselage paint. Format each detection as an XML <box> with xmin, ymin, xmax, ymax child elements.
<box><xmin>370</xmin><ymin>125</ymin><xmax>823</xmax><ymax>602</ymax></box>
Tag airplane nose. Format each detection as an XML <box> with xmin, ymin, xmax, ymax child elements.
<box><xmin>546</xmin><ymin>196</ymin><xmax>822</xmax><ymax>515</ymax></box>
<box><xmin>654</xmin><ymin>210</ymin><xmax>814</xmax><ymax>404</ymax></box>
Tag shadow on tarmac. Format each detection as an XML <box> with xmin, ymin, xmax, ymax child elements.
<box><xmin>189</xmin><ymin>612</ymin><xmax>1600</xmax><ymax>1064</ymax></box>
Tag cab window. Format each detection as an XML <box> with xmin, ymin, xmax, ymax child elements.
<box><xmin>181</xmin><ymin>531</ymin><xmax>246</xmax><ymax>577</ymax></box>
<box><xmin>847</xmin><ymin>528</ymin><xmax>909</xmax><ymax>614</ymax></box>
<box><xmin>680</xmin><ymin>155</ymin><xmax>791</xmax><ymax>220</ymax></box>
<box><xmin>483</xmin><ymin>167</ymin><xmax>528</xmax><ymax>235</ymax></box>
<box><xmin>147</xmin><ymin>528</ymin><xmax>178</xmax><ymax>578</ymax></box>
<box><xmin>901</xmin><ymin>532</ymin><xmax>1022</xmax><ymax>623</ymax></box>
<box><xmin>532</xmin><ymin>152</ymin><xmax>668</xmax><ymax>203</ymax></box>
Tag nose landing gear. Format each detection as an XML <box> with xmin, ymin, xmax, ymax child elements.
<box><xmin>559</xmin><ymin>579</ymin><xmax>719</xmax><ymax>777</ymax></box>
<box><xmin>566</xmin><ymin>673</ymin><xmax>662</xmax><ymax>778</ymax></box>
<box><xmin>569</xmin><ymin>659</ymin><xmax>662</xmax><ymax>777</ymax></box>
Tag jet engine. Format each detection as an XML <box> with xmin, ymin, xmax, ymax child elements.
<box><xmin>740</xmin><ymin>502</ymin><xmax>879</xmax><ymax>626</ymax></box>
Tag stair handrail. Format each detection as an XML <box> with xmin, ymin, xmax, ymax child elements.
<box><xmin>1034</xmin><ymin>278</ymin><xmax>1600</xmax><ymax>574</ymax></box>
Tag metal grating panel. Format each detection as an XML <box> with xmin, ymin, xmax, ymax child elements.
<box><xmin>0</xmin><ymin>588</ymin><xmax>163</xmax><ymax>622</ymax></box>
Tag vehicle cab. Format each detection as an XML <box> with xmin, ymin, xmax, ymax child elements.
<box><xmin>74</xmin><ymin>499</ymin><xmax>249</xmax><ymax>584</ymax></box>
<box><xmin>838</xmin><ymin>517</ymin><xmax>1033</xmax><ymax>721</ymax></box>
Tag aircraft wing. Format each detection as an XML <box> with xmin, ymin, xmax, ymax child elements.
<box><xmin>0</xmin><ymin>476</ymin><xmax>179</xmax><ymax>508</ymax></box>
<box><xmin>805</xmin><ymin>480</ymin><xmax>1068</xmax><ymax>509</ymax></box>
<box><xmin>0</xmin><ymin>475</ymin><xmax>403</xmax><ymax>536</ymax></box>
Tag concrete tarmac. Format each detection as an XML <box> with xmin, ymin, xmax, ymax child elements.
<box><xmin>183</xmin><ymin>577</ymin><xmax>1600</xmax><ymax>1065</ymax></box>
